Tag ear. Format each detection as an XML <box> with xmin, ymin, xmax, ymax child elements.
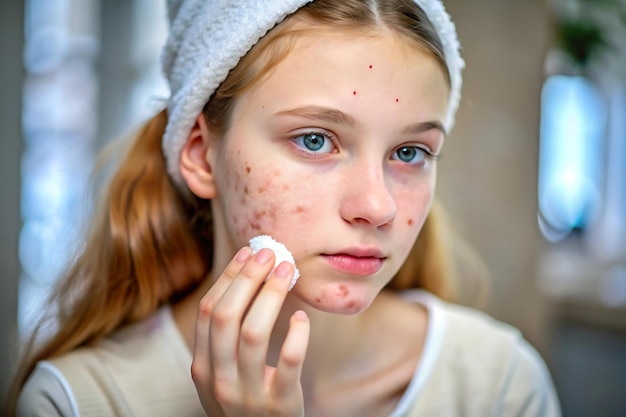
<box><xmin>179</xmin><ymin>114</ymin><xmax>217</xmax><ymax>199</ymax></box>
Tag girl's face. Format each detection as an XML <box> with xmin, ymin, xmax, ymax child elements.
<box><xmin>208</xmin><ymin>30</ymin><xmax>449</xmax><ymax>314</ymax></box>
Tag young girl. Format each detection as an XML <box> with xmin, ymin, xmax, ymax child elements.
<box><xmin>10</xmin><ymin>0</ymin><xmax>561</xmax><ymax>416</ymax></box>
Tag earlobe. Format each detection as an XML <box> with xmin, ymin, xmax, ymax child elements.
<box><xmin>179</xmin><ymin>114</ymin><xmax>217</xmax><ymax>199</ymax></box>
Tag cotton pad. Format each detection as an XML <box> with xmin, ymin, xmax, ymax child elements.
<box><xmin>249</xmin><ymin>235</ymin><xmax>300</xmax><ymax>290</ymax></box>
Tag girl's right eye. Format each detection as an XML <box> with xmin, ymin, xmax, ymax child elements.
<box><xmin>291</xmin><ymin>132</ymin><xmax>336</xmax><ymax>154</ymax></box>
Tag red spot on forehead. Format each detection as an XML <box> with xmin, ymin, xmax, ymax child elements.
<box><xmin>396</xmin><ymin>98</ymin><xmax>399</xmax><ymax>103</ymax></box>
<box><xmin>353</xmin><ymin>91</ymin><xmax>357</xmax><ymax>95</ymax></box>
<box><xmin>408</xmin><ymin>219</ymin><xmax>414</xmax><ymax>226</ymax></box>
<box><xmin>369</xmin><ymin>64</ymin><xmax>373</xmax><ymax>69</ymax></box>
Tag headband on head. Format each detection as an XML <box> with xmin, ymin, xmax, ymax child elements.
<box><xmin>161</xmin><ymin>0</ymin><xmax>464</xmax><ymax>186</ymax></box>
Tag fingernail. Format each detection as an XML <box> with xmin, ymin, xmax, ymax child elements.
<box><xmin>255</xmin><ymin>248</ymin><xmax>273</xmax><ymax>264</ymax></box>
<box><xmin>236</xmin><ymin>248</ymin><xmax>251</xmax><ymax>263</ymax></box>
<box><xmin>274</xmin><ymin>262</ymin><xmax>293</xmax><ymax>279</ymax></box>
<box><xmin>293</xmin><ymin>310</ymin><xmax>308</xmax><ymax>321</ymax></box>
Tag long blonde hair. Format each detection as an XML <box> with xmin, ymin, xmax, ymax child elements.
<box><xmin>7</xmin><ymin>0</ymin><xmax>462</xmax><ymax>413</ymax></box>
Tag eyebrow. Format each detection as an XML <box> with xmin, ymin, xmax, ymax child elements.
<box><xmin>274</xmin><ymin>105</ymin><xmax>446</xmax><ymax>136</ymax></box>
<box><xmin>275</xmin><ymin>106</ymin><xmax>357</xmax><ymax>127</ymax></box>
<box><xmin>401</xmin><ymin>120</ymin><xmax>447</xmax><ymax>137</ymax></box>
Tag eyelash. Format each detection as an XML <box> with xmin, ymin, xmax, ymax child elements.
<box><xmin>393</xmin><ymin>146</ymin><xmax>440</xmax><ymax>165</ymax></box>
<box><xmin>289</xmin><ymin>130</ymin><xmax>337</xmax><ymax>158</ymax></box>
<box><xmin>289</xmin><ymin>130</ymin><xmax>440</xmax><ymax>164</ymax></box>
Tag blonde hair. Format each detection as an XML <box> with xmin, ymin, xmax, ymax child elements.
<box><xmin>7</xmin><ymin>0</ymin><xmax>464</xmax><ymax>413</ymax></box>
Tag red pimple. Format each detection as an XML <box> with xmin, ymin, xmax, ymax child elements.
<box><xmin>353</xmin><ymin>91</ymin><xmax>357</xmax><ymax>95</ymax></box>
<box><xmin>246</xmin><ymin>166</ymin><xmax>251</xmax><ymax>173</ymax></box>
<box><xmin>338</xmin><ymin>285</ymin><xmax>349</xmax><ymax>297</ymax></box>
<box><xmin>369</xmin><ymin>64</ymin><xmax>373</xmax><ymax>69</ymax></box>
<box><xmin>396</xmin><ymin>98</ymin><xmax>399</xmax><ymax>103</ymax></box>
<box><xmin>408</xmin><ymin>219</ymin><xmax>414</xmax><ymax>226</ymax></box>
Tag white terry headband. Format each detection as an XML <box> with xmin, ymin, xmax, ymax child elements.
<box><xmin>161</xmin><ymin>0</ymin><xmax>464</xmax><ymax>186</ymax></box>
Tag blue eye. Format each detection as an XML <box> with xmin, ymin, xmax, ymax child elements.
<box><xmin>292</xmin><ymin>132</ymin><xmax>335</xmax><ymax>153</ymax></box>
<box><xmin>392</xmin><ymin>146</ymin><xmax>429</xmax><ymax>164</ymax></box>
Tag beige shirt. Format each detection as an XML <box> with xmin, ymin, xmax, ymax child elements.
<box><xmin>17</xmin><ymin>291</ymin><xmax>561</xmax><ymax>417</ymax></box>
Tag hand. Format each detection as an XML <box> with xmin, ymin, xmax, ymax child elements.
<box><xmin>192</xmin><ymin>247</ymin><xmax>310</xmax><ymax>417</ymax></box>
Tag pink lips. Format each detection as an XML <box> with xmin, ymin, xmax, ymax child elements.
<box><xmin>322</xmin><ymin>248</ymin><xmax>385</xmax><ymax>276</ymax></box>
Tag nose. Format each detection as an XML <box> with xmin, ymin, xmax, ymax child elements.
<box><xmin>340</xmin><ymin>161</ymin><xmax>397</xmax><ymax>228</ymax></box>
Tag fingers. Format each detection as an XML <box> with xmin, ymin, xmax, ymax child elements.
<box><xmin>192</xmin><ymin>246</ymin><xmax>308</xmax><ymax>416</ymax></box>
<box><xmin>194</xmin><ymin>247</ymin><xmax>252</xmax><ymax>358</ymax></box>
<box><xmin>273</xmin><ymin>310</ymin><xmax>310</xmax><ymax>399</ymax></box>
<box><xmin>193</xmin><ymin>247</ymin><xmax>253</xmax><ymax>391</ymax></box>
<box><xmin>238</xmin><ymin>261</ymin><xmax>295</xmax><ymax>390</ymax></box>
<box><xmin>208</xmin><ymin>248</ymin><xmax>276</xmax><ymax>376</ymax></box>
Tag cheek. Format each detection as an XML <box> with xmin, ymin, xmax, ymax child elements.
<box><xmin>220</xmin><ymin>155</ymin><xmax>316</xmax><ymax>241</ymax></box>
<box><xmin>397</xmin><ymin>181</ymin><xmax>435</xmax><ymax>240</ymax></box>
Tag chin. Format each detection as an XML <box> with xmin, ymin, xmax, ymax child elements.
<box><xmin>295</xmin><ymin>282</ymin><xmax>377</xmax><ymax>315</ymax></box>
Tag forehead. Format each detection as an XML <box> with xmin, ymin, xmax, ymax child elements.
<box><xmin>240</xmin><ymin>31</ymin><xmax>450</xmax><ymax>124</ymax></box>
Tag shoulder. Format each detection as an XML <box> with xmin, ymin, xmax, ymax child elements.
<box><xmin>440</xmin><ymin>300</ymin><xmax>561</xmax><ymax>416</ymax></box>
<box><xmin>17</xmin><ymin>361</ymin><xmax>78</xmax><ymax>417</ymax></box>
<box><xmin>405</xmin><ymin>291</ymin><xmax>562</xmax><ymax>416</ymax></box>
<box><xmin>18</xmin><ymin>306</ymin><xmax>201</xmax><ymax>417</ymax></box>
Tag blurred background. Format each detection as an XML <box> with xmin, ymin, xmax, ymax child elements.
<box><xmin>1</xmin><ymin>0</ymin><xmax>625</xmax><ymax>415</ymax></box>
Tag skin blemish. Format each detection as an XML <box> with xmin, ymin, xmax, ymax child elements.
<box><xmin>250</xmin><ymin>221</ymin><xmax>261</xmax><ymax>231</ymax></box>
<box><xmin>292</xmin><ymin>206</ymin><xmax>305</xmax><ymax>214</ymax></box>
<box><xmin>353</xmin><ymin>91</ymin><xmax>357</xmax><ymax>95</ymax></box>
<box><xmin>244</xmin><ymin>186</ymin><xmax>249</xmax><ymax>195</ymax></box>
<box><xmin>254</xmin><ymin>209</ymin><xmax>267</xmax><ymax>219</ymax></box>
<box><xmin>245</xmin><ymin>166</ymin><xmax>251</xmax><ymax>174</ymax></box>
<box><xmin>396</xmin><ymin>98</ymin><xmax>399</xmax><ymax>103</ymax></box>
<box><xmin>408</xmin><ymin>219</ymin><xmax>414</xmax><ymax>226</ymax></box>
<box><xmin>346</xmin><ymin>301</ymin><xmax>358</xmax><ymax>312</ymax></box>
<box><xmin>369</xmin><ymin>64</ymin><xmax>373</xmax><ymax>69</ymax></box>
<box><xmin>337</xmin><ymin>285</ymin><xmax>349</xmax><ymax>298</ymax></box>
<box><xmin>257</xmin><ymin>179</ymin><xmax>272</xmax><ymax>194</ymax></box>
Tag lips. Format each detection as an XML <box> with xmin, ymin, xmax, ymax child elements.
<box><xmin>321</xmin><ymin>248</ymin><xmax>386</xmax><ymax>276</ymax></box>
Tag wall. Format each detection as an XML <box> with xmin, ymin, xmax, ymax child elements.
<box><xmin>440</xmin><ymin>0</ymin><xmax>554</xmax><ymax>354</ymax></box>
<box><xmin>0</xmin><ymin>0</ymin><xmax>24</xmax><ymax>401</ymax></box>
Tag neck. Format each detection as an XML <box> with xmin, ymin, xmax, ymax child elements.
<box><xmin>268</xmin><ymin>293</ymin><xmax>367</xmax><ymax>394</ymax></box>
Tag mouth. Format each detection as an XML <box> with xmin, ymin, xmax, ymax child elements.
<box><xmin>321</xmin><ymin>248</ymin><xmax>386</xmax><ymax>276</ymax></box>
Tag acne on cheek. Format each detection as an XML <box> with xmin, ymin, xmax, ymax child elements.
<box><xmin>229</xmin><ymin>171</ymin><xmax>310</xmax><ymax>237</ymax></box>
